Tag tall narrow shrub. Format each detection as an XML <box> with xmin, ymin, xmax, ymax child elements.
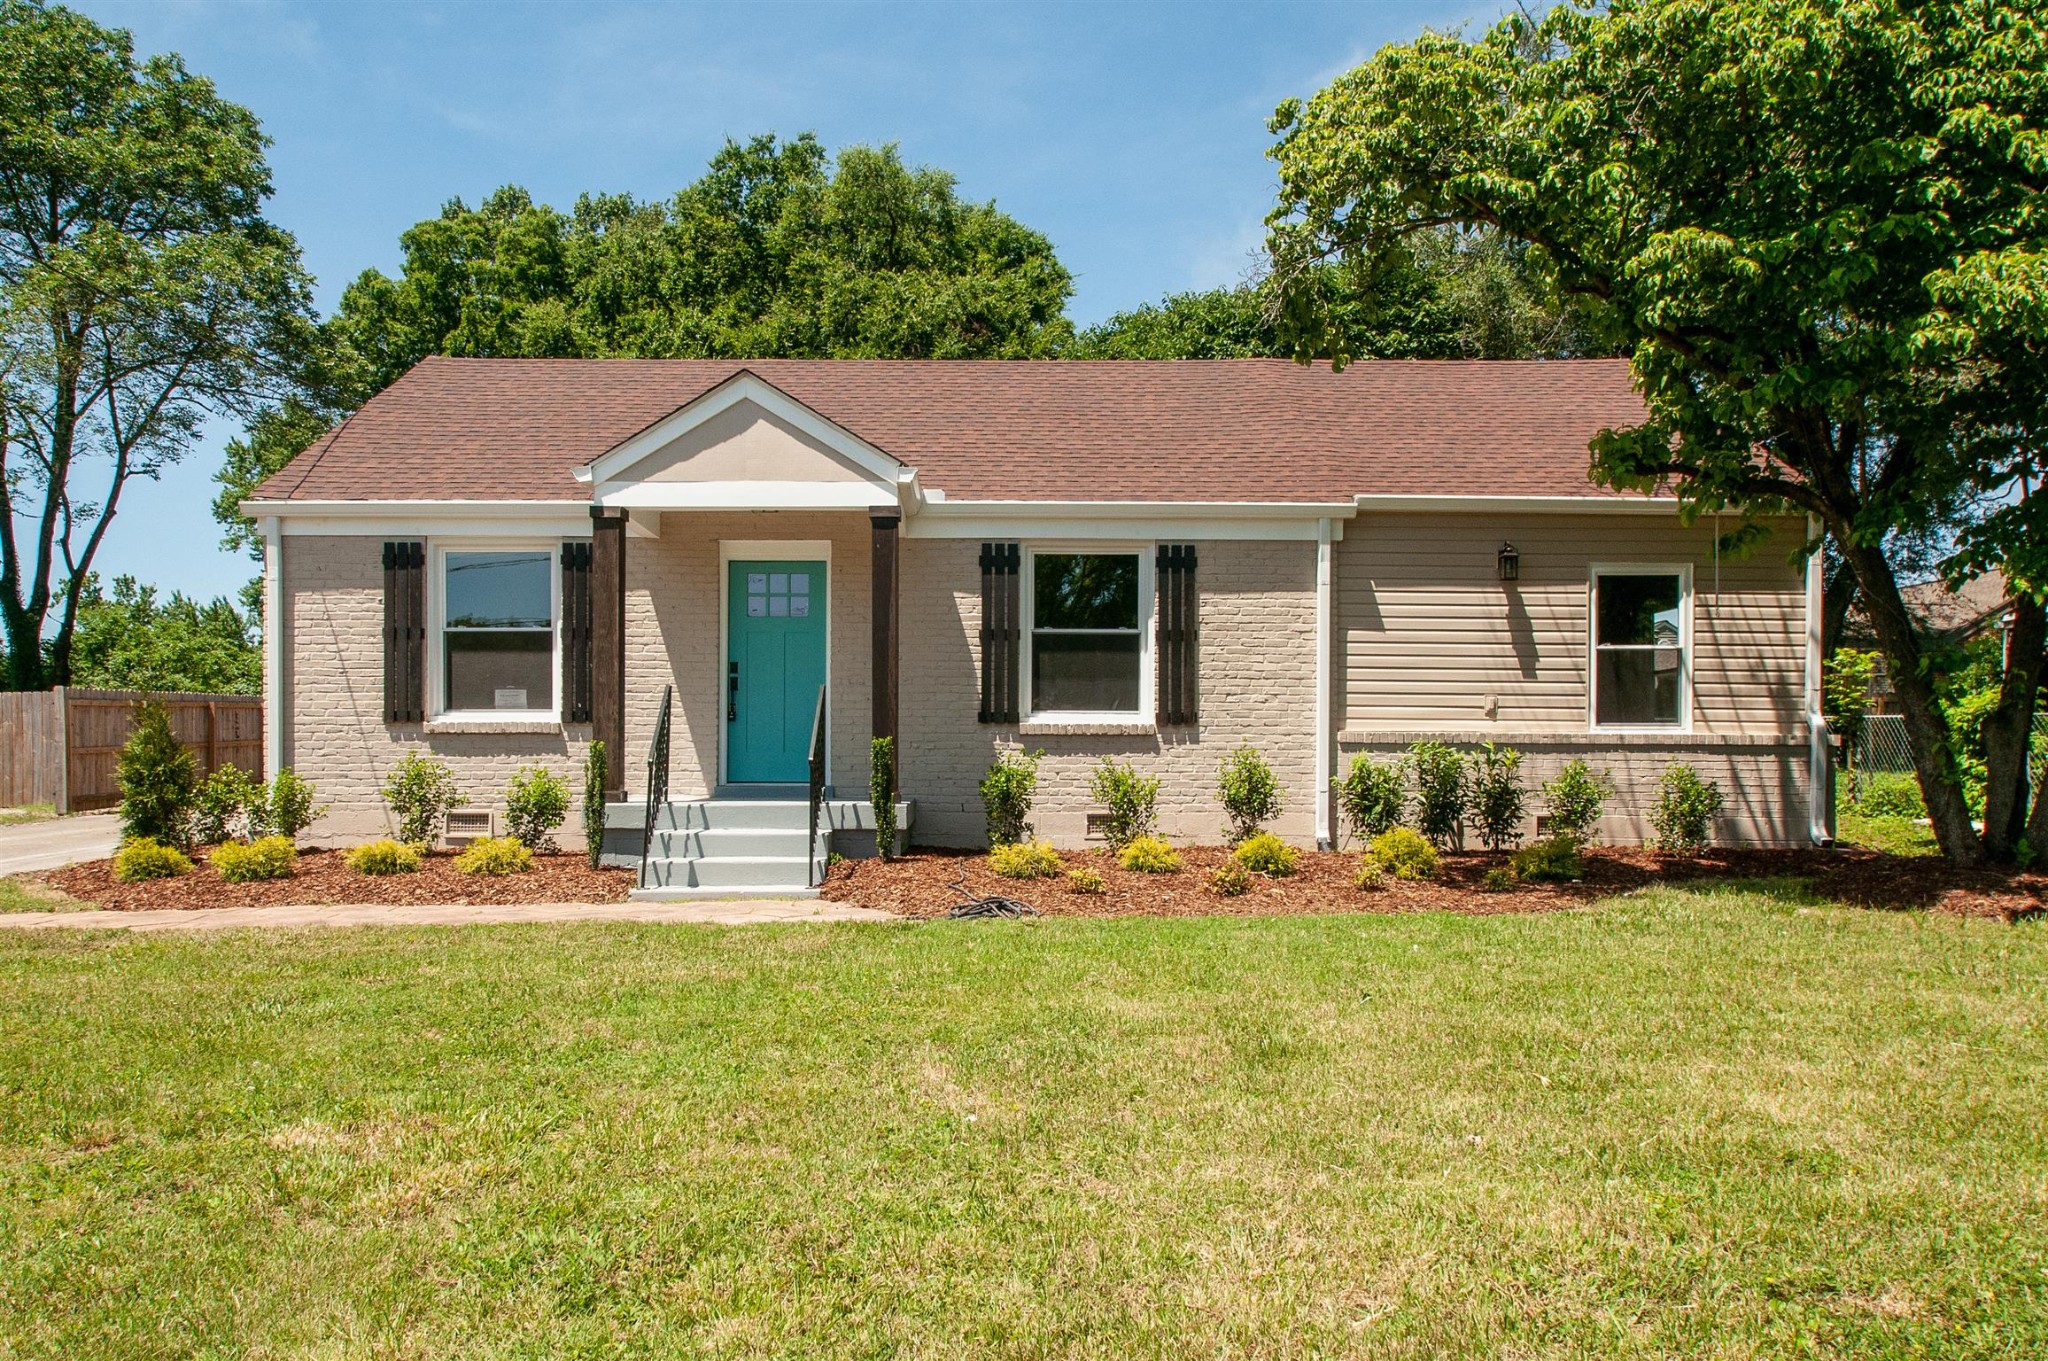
<box><xmin>1542</xmin><ymin>760</ymin><xmax>1613</xmax><ymax>847</ymax></box>
<box><xmin>1089</xmin><ymin>757</ymin><xmax>1160</xmax><ymax>851</ymax></box>
<box><xmin>1408</xmin><ymin>741</ymin><xmax>1467</xmax><ymax>849</ymax></box>
<box><xmin>1334</xmin><ymin>754</ymin><xmax>1406</xmax><ymax>845</ymax></box>
<box><xmin>1216</xmin><ymin>745</ymin><xmax>1281</xmax><ymax>845</ymax></box>
<box><xmin>1649</xmin><ymin>763</ymin><xmax>1724</xmax><ymax>856</ymax></box>
<box><xmin>505</xmin><ymin>766</ymin><xmax>570</xmax><ymax>852</ymax></box>
<box><xmin>583</xmin><ymin>741</ymin><xmax>608</xmax><ymax>868</ymax></box>
<box><xmin>980</xmin><ymin>747</ymin><xmax>1042</xmax><ymax>846</ymax></box>
<box><xmin>1468</xmin><ymin>742</ymin><xmax>1527</xmax><ymax>851</ymax></box>
<box><xmin>870</xmin><ymin>736</ymin><xmax>898</xmax><ymax>860</ymax></box>
<box><xmin>263</xmin><ymin>768</ymin><xmax>324</xmax><ymax>842</ymax></box>
<box><xmin>117</xmin><ymin>700</ymin><xmax>196</xmax><ymax>848</ymax></box>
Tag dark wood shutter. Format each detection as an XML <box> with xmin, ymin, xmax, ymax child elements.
<box><xmin>560</xmin><ymin>540</ymin><xmax>593</xmax><ymax>723</ymax></box>
<box><xmin>978</xmin><ymin>543</ymin><xmax>1021</xmax><ymax>723</ymax></box>
<box><xmin>1156</xmin><ymin>544</ymin><xmax>1198</xmax><ymax>725</ymax></box>
<box><xmin>382</xmin><ymin>541</ymin><xmax>426</xmax><ymax>724</ymax></box>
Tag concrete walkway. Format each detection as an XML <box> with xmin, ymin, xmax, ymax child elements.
<box><xmin>0</xmin><ymin>811</ymin><xmax>120</xmax><ymax>875</ymax></box>
<box><xmin>0</xmin><ymin>899</ymin><xmax>897</xmax><ymax>931</ymax></box>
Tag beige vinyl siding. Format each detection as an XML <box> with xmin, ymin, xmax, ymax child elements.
<box><xmin>1337</xmin><ymin>512</ymin><xmax>1806</xmax><ymax>736</ymax></box>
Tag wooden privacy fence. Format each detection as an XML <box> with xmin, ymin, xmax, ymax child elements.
<box><xmin>0</xmin><ymin>688</ymin><xmax>262</xmax><ymax>813</ymax></box>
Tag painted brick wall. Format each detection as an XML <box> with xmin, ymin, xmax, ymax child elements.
<box><xmin>898</xmin><ymin>538</ymin><xmax>1321</xmax><ymax>848</ymax></box>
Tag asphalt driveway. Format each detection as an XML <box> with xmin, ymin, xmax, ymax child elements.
<box><xmin>0</xmin><ymin>812</ymin><xmax>121</xmax><ymax>876</ymax></box>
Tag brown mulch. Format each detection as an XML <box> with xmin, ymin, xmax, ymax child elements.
<box><xmin>822</xmin><ymin>844</ymin><xmax>2047</xmax><ymax>924</ymax></box>
<box><xmin>37</xmin><ymin>847</ymin><xmax>634</xmax><ymax>912</ymax></box>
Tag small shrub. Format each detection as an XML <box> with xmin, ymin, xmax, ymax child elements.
<box><xmin>1232</xmin><ymin>831</ymin><xmax>1300</xmax><ymax>876</ymax></box>
<box><xmin>1090</xmin><ymin>758</ymin><xmax>1159</xmax><ymax>850</ymax></box>
<box><xmin>1479</xmin><ymin>866</ymin><xmax>1518</xmax><ymax>893</ymax></box>
<box><xmin>1511</xmin><ymin>834</ymin><xmax>1584</xmax><ymax>883</ymax></box>
<box><xmin>211</xmin><ymin>835</ymin><xmax>297</xmax><ymax>883</ymax></box>
<box><xmin>1408</xmin><ymin>741</ymin><xmax>1467</xmax><ymax>848</ymax></box>
<box><xmin>1365</xmin><ymin>826</ymin><xmax>1439</xmax><ymax>881</ymax></box>
<box><xmin>1209</xmin><ymin>860</ymin><xmax>1252</xmax><ymax>896</ymax></box>
<box><xmin>980</xmin><ymin>748</ymin><xmax>1043</xmax><ymax>847</ymax></box>
<box><xmin>1851</xmin><ymin>771</ymin><xmax>1926</xmax><ymax>819</ymax></box>
<box><xmin>263</xmin><ymin>768</ymin><xmax>324</xmax><ymax>842</ymax></box>
<box><xmin>1217</xmin><ymin>745</ymin><xmax>1282</xmax><ymax>845</ymax></box>
<box><xmin>190</xmin><ymin>765</ymin><xmax>261</xmax><ymax>845</ymax></box>
<box><xmin>453</xmin><ymin>835</ymin><xmax>533</xmax><ymax>876</ymax></box>
<box><xmin>383</xmin><ymin>752</ymin><xmax>466</xmax><ymax>848</ymax></box>
<box><xmin>1354</xmin><ymin>858</ymin><xmax>1385</xmax><ymax>891</ymax></box>
<box><xmin>117</xmin><ymin>700</ymin><xmax>197</xmax><ymax>848</ymax></box>
<box><xmin>1334</xmin><ymin>754</ymin><xmax>1406</xmax><ymax>844</ymax></box>
<box><xmin>346</xmin><ymin>839</ymin><xmax>422</xmax><ymax>875</ymax></box>
<box><xmin>1822</xmin><ymin>648</ymin><xmax>1879</xmax><ymax>750</ymax></box>
<box><xmin>988</xmin><ymin>839</ymin><xmax>1061</xmax><ymax>879</ymax></box>
<box><xmin>871</xmin><ymin>737</ymin><xmax>898</xmax><ymax>861</ymax></box>
<box><xmin>1066</xmin><ymin>866</ymin><xmax>1106</xmax><ymax>895</ymax></box>
<box><xmin>1542</xmin><ymin>760</ymin><xmax>1613</xmax><ymax>847</ymax></box>
<box><xmin>583</xmin><ymin>741</ymin><xmax>608</xmax><ymax>868</ymax></box>
<box><xmin>505</xmin><ymin>766</ymin><xmax>570</xmax><ymax>852</ymax></box>
<box><xmin>1468</xmin><ymin>743</ymin><xmax>1527</xmax><ymax>851</ymax></box>
<box><xmin>113</xmin><ymin>836</ymin><xmax>192</xmax><ymax>883</ymax></box>
<box><xmin>1117</xmin><ymin>835</ymin><xmax>1180</xmax><ymax>874</ymax></box>
<box><xmin>1650</xmin><ymin>763</ymin><xmax>1724</xmax><ymax>856</ymax></box>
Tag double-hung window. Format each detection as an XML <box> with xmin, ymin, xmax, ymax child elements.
<box><xmin>1591</xmin><ymin>568</ymin><xmax>1688</xmax><ymax>727</ymax></box>
<box><xmin>1028</xmin><ymin>550</ymin><xmax>1147</xmax><ymax>717</ymax></box>
<box><xmin>441</xmin><ymin>549</ymin><xmax>556</xmax><ymax>716</ymax></box>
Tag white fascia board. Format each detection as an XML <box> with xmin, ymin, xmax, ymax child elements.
<box><xmin>245</xmin><ymin>500</ymin><xmax>596</xmax><ymax>538</ymax></box>
<box><xmin>594</xmin><ymin>479</ymin><xmax>898</xmax><ymax>510</ymax></box>
<box><xmin>1351</xmin><ymin>493</ymin><xmax>1682</xmax><ymax>515</ymax></box>
<box><xmin>906</xmin><ymin>500</ymin><xmax>1357</xmax><ymax>542</ymax></box>
<box><xmin>578</xmin><ymin>370</ymin><xmax>907</xmax><ymax>490</ymax></box>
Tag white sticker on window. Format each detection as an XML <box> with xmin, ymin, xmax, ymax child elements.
<box><xmin>493</xmin><ymin>688</ymin><xmax>528</xmax><ymax>710</ymax></box>
<box><xmin>747</xmin><ymin>573</ymin><xmax>767</xmax><ymax>594</ymax></box>
<box><xmin>769</xmin><ymin>595</ymin><xmax>789</xmax><ymax>617</ymax></box>
<box><xmin>790</xmin><ymin>597</ymin><xmax>810</xmax><ymax>617</ymax></box>
<box><xmin>746</xmin><ymin>597</ymin><xmax>766</xmax><ymax>617</ymax></box>
<box><xmin>769</xmin><ymin>573</ymin><xmax>788</xmax><ymax>593</ymax></box>
<box><xmin>791</xmin><ymin>573</ymin><xmax>809</xmax><ymax>594</ymax></box>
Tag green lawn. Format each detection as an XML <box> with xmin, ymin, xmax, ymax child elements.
<box><xmin>2</xmin><ymin>888</ymin><xmax>2044</xmax><ymax>1358</ymax></box>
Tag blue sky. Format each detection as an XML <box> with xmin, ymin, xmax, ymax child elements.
<box><xmin>75</xmin><ymin>0</ymin><xmax>1501</xmax><ymax>604</ymax></box>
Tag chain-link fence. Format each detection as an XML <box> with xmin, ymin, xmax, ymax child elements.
<box><xmin>1849</xmin><ymin>711</ymin><xmax>2048</xmax><ymax>789</ymax></box>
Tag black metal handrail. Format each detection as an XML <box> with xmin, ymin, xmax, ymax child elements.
<box><xmin>806</xmin><ymin>684</ymin><xmax>828</xmax><ymax>886</ymax></box>
<box><xmin>638</xmin><ymin>684</ymin><xmax>673</xmax><ymax>890</ymax></box>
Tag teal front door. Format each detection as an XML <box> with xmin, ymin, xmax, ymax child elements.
<box><xmin>726</xmin><ymin>560</ymin><xmax>827</xmax><ymax>784</ymax></box>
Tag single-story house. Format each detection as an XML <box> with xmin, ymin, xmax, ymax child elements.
<box><xmin>245</xmin><ymin>357</ymin><xmax>1830</xmax><ymax>896</ymax></box>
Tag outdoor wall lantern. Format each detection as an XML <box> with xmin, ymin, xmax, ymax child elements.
<box><xmin>1497</xmin><ymin>542</ymin><xmax>1521</xmax><ymax>582</ymax></box>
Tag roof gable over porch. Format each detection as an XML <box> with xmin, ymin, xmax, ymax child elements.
<box><xmin>577</xmin><ymin>370</ymin><xmax>909</xmax><ymax>511</ymax></box>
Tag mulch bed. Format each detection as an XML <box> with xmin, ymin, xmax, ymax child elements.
<box><xmin>822</xmin><ymin>844</ymin><xmax>2047</xmax><ymax>923</ymax></box>
<box><xmin>38</xmin><ymin>847</ymin><xmax>634</xmax><ymax>912</ymax></box>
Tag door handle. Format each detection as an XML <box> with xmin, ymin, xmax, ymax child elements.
<box><xmin>728</xmin><ymin>661</ymin><xmax>738</xmax><ymax>722</ymax></box>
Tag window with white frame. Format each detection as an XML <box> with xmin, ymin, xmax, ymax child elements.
<box><xmin>1592</xmin><ymin>569</ymin><xmax>1686</xmax><ymax>726</ymax></box>
<box><xmin>1029</xmin><ymin>550</ymin><xmax>1145</xmax><ymax>716</ymax></box>
<box><xmin>441</xmin><ymin>549</ymin><xmax>555</xmax><ymax>714</ymax></box>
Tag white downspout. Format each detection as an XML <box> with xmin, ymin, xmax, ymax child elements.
<box><xmin>1315</xmin><ymin>518</ymin><xmax>1333</xmax><ymax>849</ymax></box>
<box><xmin>1804</xmin><ymin>516</ymin><xmax>1833</xmax><ymax>846</ymax></box>
<box><xmin>262</xmin><ymin>518</ymin><xmax>285</xmax><ymax>779</ymax></box>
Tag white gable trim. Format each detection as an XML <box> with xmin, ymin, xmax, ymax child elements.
<box><xmin>576</xmin><ymin>370</ymin><xmax>907</xmax><ymax>492</ymax></box>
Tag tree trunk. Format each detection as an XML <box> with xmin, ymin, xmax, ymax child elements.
<box><xmin>1982</xmin><ymin>593</ymin><xmax>2045</xmax><ymax>862</ymax></box>
<box><xmin>1843</xmin><ymin>540</ymin><xmax>1983</xmax><ymax>863</ymax></box>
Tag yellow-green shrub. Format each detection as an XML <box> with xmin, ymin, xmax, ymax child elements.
<box><xmin>453</xmin><ymin>836</ymin><xmax>533</xmax><ymax>876</ymax></box>
<box><xmin>113</xmin><ymin>836</ymin><xmax>191</xmax><ymax>883</ymax></box>
<box><xmin>1232</xmin><ymin>832</ymin><xmax>1300</xmax><ymax>876</ymax></box>
<box><xmin>1066</xmin><ymin>866</ymin><xmax>1106</xmax><ymax>895</ymax></box>
<box><xmin>1117</xmin><ymin>835</ymin><xmax>1180</xmax><ymax>874</ymax></box>
<box><xmin>1365</xmin><ymin>827</ymin><xmax>1439</xmax><ymax>881</ymax></box>
<box><xmin>210</xmin><ymin>835</ymin><xmax>297</xmax><ymax>883</ymax></box>
<box><xmin>1480</xmin><ymin>866</ymin><xmax>1518</xmax><ymax>893</ymax></box>
<box><xmin>989</xmin><ymin>839</ymin><xmax>1061</xmax><ymax>879</ymax></box>
<box><xmin>1511</xmin><ymin>834</ymin><xmax>1583</xmax><ymax>884</ymax></box>
<box><xmin>1354</xmin><ymin>858</ymin><xmax>1385</xmax><ymax>891</ymax></box>
<box><xmin>1208</xmin><ymin>860</ymin><xmax>1252</xmax><ymax>896</ymax></box>
<box><xmin>346</xmin><ymin>839</ymin><xmax>423</xmax><ymax>876</ymax></box>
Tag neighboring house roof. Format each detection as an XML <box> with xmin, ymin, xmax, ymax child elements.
<box><xmin>251</xmin><ymin>356</ymin><xmax>1650</xmax><ymax>505</ymax></box>
<box><xmin>1848</xmin><ymin>570</ymin><xmax>2013</xmax><ymax>654</ymax></box>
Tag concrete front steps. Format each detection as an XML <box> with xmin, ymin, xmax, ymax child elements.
<box><xmin>604</xmin><ymin>793</ymin><xmax>913</xmax><ymax>900</ymax></box>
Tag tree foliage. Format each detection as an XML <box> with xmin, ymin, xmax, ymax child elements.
<box><xmin>1267</xmin><ymin>0</ymin><xmax>2048</xmax><ymax>863</ymax></box>
<box><xmin>64</xmin><ymin>574</ymin><xmax>259</xmax><ymax>694</ymax></box>
<box><xmin>0</xmin><ymin>0</ymin><xmax>313</xmax><ymax>681</ymax></box>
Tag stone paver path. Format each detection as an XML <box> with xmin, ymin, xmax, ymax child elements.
<box><xmin>0</xmin><ymin>900</ymin><xmax>895</xmax><ymax>931</ymax></box>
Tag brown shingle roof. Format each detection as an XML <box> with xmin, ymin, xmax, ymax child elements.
<box><xmin>252</xmin><ymin>356</ymin><xmax>1649</xmax><ymax>504</ymax></box>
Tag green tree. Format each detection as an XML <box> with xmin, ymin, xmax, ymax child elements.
<box><xmin>216</xmin><ymin>133</ymin><xmax>1074</xmax><ymax>554</ymax></box>
<box><xmin>0</xmin><ymin>0</ymin><xmax>314</xmax><ymax>684</ymax></box>
<box><xmin>1267</xmin><ymin>0</ymin><xmax>2047</xmax><ymax>864</ymax></box>
<box><xmin>67</xmin><ymin>574</ymin><xmax>259</xmax><ymax>693</ymax></box>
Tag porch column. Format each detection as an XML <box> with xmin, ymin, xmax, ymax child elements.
<box><xmin>870</xmin><ymin>511</ymin><xmax>900</xmax><ymax>768</ymax></box>
<box><xmin>591</xmin><ymin>507</ymin><xmax>628</xmax><ymax>800</ymax></box>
